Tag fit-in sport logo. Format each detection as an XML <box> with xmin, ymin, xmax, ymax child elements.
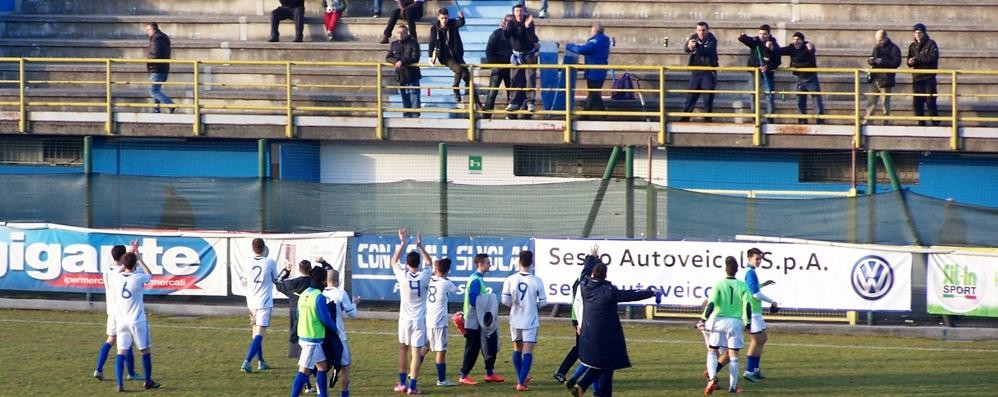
<box><xmin>851</xmin><ymin>255</ymin><xmax>894</xmax><ymax>300</ymax></box>
<box><xmin>937</xmin><ymin>262</ymin><xmax>985</xmax><ymax>313</ymax></box>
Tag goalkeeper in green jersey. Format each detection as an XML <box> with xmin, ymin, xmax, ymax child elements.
<box><xmin>697</xmin><ymin>256</ymin><xmax>752</xmax><ymax>395</ymax></box>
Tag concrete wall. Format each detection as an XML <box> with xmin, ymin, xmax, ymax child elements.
<box><xmin>320</xmin><ymin>142</ymin><xmax>667</xmax><ymax>185</ymax></box>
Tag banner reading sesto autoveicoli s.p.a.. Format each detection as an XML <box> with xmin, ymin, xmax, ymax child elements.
<box><xmin>535</xmin><ymin>239</ymin><xmax>912</xmax><ymax>311</ymax></box>
<box><xmin>0</xmin><ymin>223</ymin><xmax>228</xmax><ymax>295</ymax></box>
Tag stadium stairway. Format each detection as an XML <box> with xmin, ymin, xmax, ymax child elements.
<box><xmin>1</xmin><ymin>0</ymin><xmax>997</xmax><ymax>122</ymax></box>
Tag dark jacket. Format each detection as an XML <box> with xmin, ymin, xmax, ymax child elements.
<box><xmin>907</xmin><ymin>35</ymin><xmax>939</xmax><ymax>82</ymax></box>
<box><xmin>485</xmin><ymin>28</ymin><xmax>513</xmax><ymax>66</ymax></box>
<box><xmin>779</xmin><ymin>41</ymin><xmax>817</xmax><ymax>79</ymax></box>
<box><xmin>565</xmin><ymin>32</ymin><xmax>611</xmax><ymax>82</ymax></box>
<box><xmin>504</xmin><ymin>18</ymin><xmax>539</xmax><ymax>53</ymax></box>
<box><xmin>578</xmin><ymin>255</ymin><xmax>656</xmax><ymax>371</ymax></box>
<box><xmin>147</xmin><ymin>30</ymin><xmax>171</xmax><ymax>74</ymax></box>
<box><xmin>275</xmin><ymin>270</ymin><xmax>311</xmax><ymax>344</ymax></box>
<box><xmin>386</xmin><ymin>36</ymin><xmax>421</xmax><ymax>83</ymax></box>
<box><xmin>685</xmin><ymin>32</ymin><xmax>718</xmax><ymax>68</ymax></box>
<box><xmin>279</xmin><ymin>0</ymin><xmax>305</xmax><ymax>7</ymax></box>
<box><xmin>428</xmin><ymin>16</ymin><xmax>466</xmax><ymax>63</ymax></box>
<box><xmin>868</xmin><ymin>38</ymin><xmax>902</xmax><ymax>88</ymax></box>
<box><xmin>738</xmin><ymin>34</ymin><xmax>781</xmax><ymax>71</ymax></box>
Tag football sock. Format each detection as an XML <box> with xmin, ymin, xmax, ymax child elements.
<box><xmin>512</xmin><ymin>351</ymin><xmax>522</xmax><ymax>379</ymax></box>
<box><xmin>398</xmin><ymin>372</ymin><xmax>407</xmax><ymax>386</ymax></box>
<box><xmin>729</xmin><ymin>357</ymin><xmax>740</xmax><ymax>389</ymax></box>
<box><xmin>317</xmin><ymin>370</ymin><xmax>328</xmax><ymax>396</ymax></box>
<box><xmin>706</xmin><ymin>351</ymin><xmax>719</xmax><ymax>380</ymax></box>
<box><xmin>254</xmin><ymin>335</ymin><xmax>265</xmax><ymax>363</ymax></box>
<box><xmin>754</xmin><ymin>356</ymin><xmax>762</xmax><ymax>373</ymax></box>
<box><xmin>408</xmin><ymin>376</ymin><xmax>418</xmax><ymax>391</ymax></box>
<box><xmin>570</xmin><ymin>362</ymin><xmax>587</xmax><ymax>383</ymax></box>
<box><xmin>520</xmin><ymin>353</ymin><xmax>533</xmax><ymax>385</ymax></box>
<box><xmin>141</xmin><ymin>353</ymin><xmax>152</xmax><ymax>382</ymax></box>
<box><xmin>290</xmin><ymin>372</ymin><xmax>309</xmax><ymax>397</ymax></box>
<box><xmin>115</xmin><ymin>354</ymin><xmax>125</xmax><ymax>388</ymax></box>
<box><xmin>436</xmin><ymin>363</ymin><xmax>446</xmax><ymax>382</ymax></box>
<box><xmin>96</xmin><ymin>342</ymin><xmax>112</xmax><ymax>372</ymax></box>
<box><xmin>716</xmin><ymin>362</ymin><xmax>725</xmax><ymax>373</ymax></box>
<box><xmin>126</xmin><ymin>348</ymin><xmax>136</xmax><ymax>376</ymax></box>
<box><xmin>245</xmin><ymin>336</ymin><xmax>261</xmax><ymax>363</ymax></box>
<box><xmin>341</xmin><ymin>391</ymin><xmax>349</xmax><ymax>397</ymax></box>
<box><xmin>486</xmin><ymin>366</ymin><xmax>494</xmax><ymax>376</ymax></box>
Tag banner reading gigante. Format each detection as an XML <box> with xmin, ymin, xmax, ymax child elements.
<box><xmin>928</xmin><ymin>252</ymin><xmax>998</xmax><ymax>318</ymax></box>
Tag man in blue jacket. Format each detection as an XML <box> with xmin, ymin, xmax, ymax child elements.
<box><xmin>565</xmin><ymin>22</ymin><xmax>611</xmax><ymax>117</ymax></box>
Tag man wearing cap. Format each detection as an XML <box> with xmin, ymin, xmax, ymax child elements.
<box><xmin>907</xmin><ymin>23</ymin><xmax>940</xmax><ymax>126</ymax></box>
<box><xmin>865</xmin><ymin>30</ymin><xmax>902</xmax><ymax>125</ymax></box>
<box><xmin>779</xmin><ymin>32</ymin><xmax>824</xmax><ymax>124</ymax></box>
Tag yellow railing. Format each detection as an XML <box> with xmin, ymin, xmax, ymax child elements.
<box><xmin>0</xmin><ymin>57</ymin><xmax>995</xmax><ymax>149</ymax></box>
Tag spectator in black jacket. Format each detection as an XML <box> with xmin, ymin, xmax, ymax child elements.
<box><xmin>386</xmin><ymin>25</ymin><xmax>422</xmax><ymax>118</ymax></box>
<box><xmin>429</xmin><ymin>8</ymin><xmax>478</xmax><ymax>107</ymax></box>
<box><xmin>780</xmin><ymin>32</ymin><xmax>824</xmax><ymax>124</ymax></box>
<box><xmin>145</xmin><ymin>22</ymin><xmax>174</xmax><ymax>114</ymax></box>
<box><xmin>380</xmin><ymin>0</ymin><xmax>424</xmax><ymax>44</ymax></box>
<box><xmin>865</xmin><ymin>30</ymin><xmax>902</xmax><ymax>125</ymax></box>
<box><xmin>738</xmin><ymin>25</ymin><xmax>780</xmax><ymax>123</ymax></box>
<box><xmin>682</xmin><ymin>21</ymin><xmax>718</xmax><ymax>122</ymax></box>
<box><xmin>570</xmin><ymin>246</ymin><xmax>659</xmax><ymax>397</ymax></box>
<box><xmin>268</xmin><ymin>0</ymin><xmax>305</xmax><ymax>42</ymax></box>
<box><xmin>505</xmin><ymin>4</ymin><xmax>540</xmax><ymax>114</ymax></box>
<box><xmin>275</xmin><ymin>260</ymin><xmax>314</xmax><ymax>358</ymax></box>
<box><xmin>482</xmin><ymin>15</ymin><xmax>514</xmax><ymax>118</ymax></box>
<box><xmin>907</xmin><ymin>23</ymin><xmax>940</xmax><ymax>126</ymax></box>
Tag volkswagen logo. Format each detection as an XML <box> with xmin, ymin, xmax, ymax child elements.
<box><xmin>851</xmin><ymin>255</ymin><xmax>894</xmax><ymax>300</ymax></box>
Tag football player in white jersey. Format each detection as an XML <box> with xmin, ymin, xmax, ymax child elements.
<box><xmin>105</xmin><ymin>251</ymin><xmax>160</xmax><ymax>392</ymax></box>
<box><xmin>389</xmin><ymin>228</ymin><xmax>433</xmax><ymax>395</ymax></box>
<box><xmin>240</xmin><ymin>238</ymin><xmax>280</xmax><ymax>373</ymax></box>
<box><xmin>94</xmin><ymin>244</ymin><xmax>141</xmax><ymax>382</ymax></box>
<box><xmin>425</xmin><ymin>257</ymin><xmax>459</xmax><ymax>387</ymax></box>
<box><xmin>321</xmin><ymin>261</ymin><xmax>361</xmax><ymax>397</ymax></box>
<box><xmin>500</xmin><ymin>250</ymin><xmax>547</xmax><ymax>391</ymax></box>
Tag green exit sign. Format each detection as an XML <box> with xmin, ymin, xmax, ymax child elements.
<box><xmin>468</xmin><ymin>155</ymin><xmax>482</xmax><ymax>172</ymax></box>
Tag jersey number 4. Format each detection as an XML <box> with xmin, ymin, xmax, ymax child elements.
<box><xmin>409</xmin><ymin>280</ymin><xmax>422</xmax><ymax>298</ymax></box>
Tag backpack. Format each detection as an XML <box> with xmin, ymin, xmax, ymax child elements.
<box><xmin>611</xmin><ymin>72</ymin><xmax>637</xmax><ymax>100</ymax></box>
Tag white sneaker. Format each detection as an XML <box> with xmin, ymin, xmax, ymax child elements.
<box><xmin>539</xmin><ymin>10</ymin><xmax>547</xmax><ymax>18</ymax></box>
<box><xmin>436</xmin><ymin>379</ymin><xmax>456</xmax><ymax>387</ymax></box>
<box><xmin>526</xmin><ymin>102</ymin><xmax>537</xmax><ymax>112</ymax></box>
<box><xmin>505</xmin><ymin>103</ymin><xmax>520</xmax><ymax>112</ymax></box>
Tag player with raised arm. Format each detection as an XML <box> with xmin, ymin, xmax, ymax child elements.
<box><xmin>698</xmin><ymin>256</ymin><xmax>752</xmax><ymax>395</ymax></box>
<box><xmin>320</xmin><ymin>258</ymin><xmax>361</xmax><ymax>397</ymax></box>
<box><xmin>743</xmin><ymin>247</ymin><xmax>778</xmax><ymax>382</ymax></box>
<box><xmin>390</xmin><ymin>228</ymin><xmax>433</xmax><ymax>394</ymax></box>
<box><xmin>104</xmin><ymin>248</ymin><xmax>160</xmax><ymax>392</ymax></box>
<box><xmin>501</xmin><ymin>250</ymin><xmax>546</xmax><ymax>392</ymax></box>
<box><xmin>240</xmin><ymin>238</ymin><xmax>280</xmax><ymax>373</ymax></box>
<box><xmin>94</xmin><ymin>244</ymin><xmax>141</xmax><ymax>382</ymax></box>
<box><xmin>288</xmin><ymin>266</ymin><xmax>336</xmax><ymax>397</ymax></box>
<box><xmin>425</xmin><ymin>257</ymin><xmax>459</xmax><ymax>387</ymax></box>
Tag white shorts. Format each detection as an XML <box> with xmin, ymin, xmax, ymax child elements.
<box><xmin>250</xmin><ymin>308</ymin><xmax>272</xmax><ymax>327</ymax></box>
<box><xmin>749</xmin><ymin>313</ymin><xmax>767</xmax><ymax>334</ymax></box>
<box><xmin>428</xmin><ymin>327</ymin><xmax>448</xmax><ymax>351</ymax></box>
<box><xmin>106</xmin><ymin>314</ymin><xmax>117</xmax><ymax>336</ymax></box>
<box><xmin>116</xmin><ymin>320</ymin><xmax>151</xmax><ymax>351</ymax></box>
<box><xmin>298</xmin><ymin>343</ymin><xmax>326</xmax><ymax>369</ymax></box>
<box><xmin>339</xmin><ymin>339</ymin><xmax>351</xmax><ymax>366</ymax></box>
<box><xmin>510</xmin><ymin>327</ymin><xmax>538</xmax><ymax>343</ymax></box>
<box><xmin>398</xmin><ymin>320</ymin><xmax>426</xmax><ymax>347</ymax></box>
<box><xmin>707</xmin><ymin>317</ymin><xmax>744</xmax><ymax>350</ymax></box>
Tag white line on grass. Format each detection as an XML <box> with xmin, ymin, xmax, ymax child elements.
<box><xmin>3</xmin><ymin>317</ymin><xmax>997</xmax><ymax>354</ymax></box>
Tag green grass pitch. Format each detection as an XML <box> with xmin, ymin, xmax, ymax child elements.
<box><xmin>1</xmin><ymin>309</ymin><xmax>995</xmax><ymax>396</ymax></box>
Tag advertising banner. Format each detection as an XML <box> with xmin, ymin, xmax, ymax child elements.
<box><xmin>927</xmin><ymin>253</ymin><xmax>998</xmax><ymax>317</ymax></box>
<box><xmin>351</xmin><ymin>235</ymin><xmax>533</xmax><ymax>301</ymax></box>
<box><xmin>0</xmin><ymin>223</ymin><xmax>228</xmax><ymax>296</ymax></box>
<box><xmin>229</xmin><ymin>233</ymin><xmax>350</xmax><ymax>300</ymax></box>
<box><xmin>534</xmin><ymin>239</ymin><xmax>912</xmax><ymax>311</ymax></box>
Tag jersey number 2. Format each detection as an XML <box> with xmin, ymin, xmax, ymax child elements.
<box><xmin>252</xmin><ymin>265</ymin><xmax>263</xmax><ymax>284</ymax></box>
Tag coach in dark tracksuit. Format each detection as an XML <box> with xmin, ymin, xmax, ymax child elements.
<box><xmin>268</xmin><ymin>0</ymin><xmax>305</xmax><ymax>42</ymax></box>
<box><xmin>276</xmin><ymin>260</ymin><xmax>314</xmax><ymax>358</ymax></box>
<box><xmin>738</xmin><ymin>25</ymin><xmax>781</xmax><ymax>123</ymax></box>
<box><xmin>780</xmin><ymin>32</ymin><xmax>824</xmax><ymax>124</ymax></box>
<box><xmin>907</xmin><ymin>23</ymin><xmax>940</xmax><ymax>126</ymax></box>
<box><xmin>482</xmin><ymin>15</ymin><xmax>514</xmax><ymax>118</ymax></box>
<box><xmin>682</xmin><ymin>21</ymin><xmax>718</xmax><ymax>122</ymax></box>
<box><xmin>570</xmin><ymin>255</ymin><xmax>658</xmax><ymax>397</ymax></box>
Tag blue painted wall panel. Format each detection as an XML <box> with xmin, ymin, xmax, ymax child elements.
<box><xmin>666</xmin><ymin>148</ymin><xmax>851</xmax><ymax>192</ymax></box>
<box><xmin>278</xmin><ymin>142</ymin><xmax>319</xmax><ymax>182</ymax></box>
<box><xmin>0</xmin><ymin>165</ymin><xmax>82</xmax><ymax>174</ymax></box>
<box><xmin>93</xmin><ymin>138</ymin><xmax>260</xmax><ymax>177</ymax></box>
<box><xmin>913</xmin><ymin>154</ymin><xmax>998</xmax><ymax>208</ymax></box>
